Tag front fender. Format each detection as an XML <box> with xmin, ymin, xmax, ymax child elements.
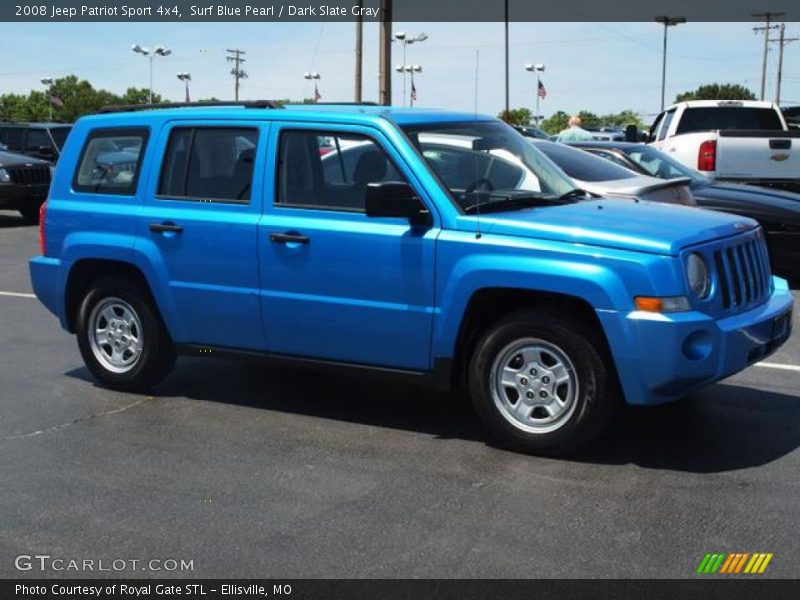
<box><xmin>432</xmin><ymin>231</ymin><xmax>683</xmax><ymax>360</ymax></box>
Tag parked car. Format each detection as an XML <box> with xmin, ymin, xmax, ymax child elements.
<box><xmin>29</xmin><ymin>103</ymin><xmax>793</xmax><ymax>456</ymax></box>
<box><xmin>531</xmin><ymin>139</ymin><xmax>695</xmax><ymax>205</ymax></box>
<box><xmin>648</xmin><ymin>100</ymin><xmax>800</xmax><ymax>192</ymax></box>
<box><xmin>513</xmin><ymin>125</ymin><xmax>549</xmax><ymax>140</ymax></box>
<box><xmin>0</xmin><ymin>148</ymin><xmax>52</xmax><ymax>223</ymax></box>
<box><xmin>572</xmin><ymin>141</ymin><xmax>800</xmax><ymax>280</ymax></box>
<box><xmin>0</xmin><ymin>122</ymin><xmax>72</xmax><ymax>162</ymax></box>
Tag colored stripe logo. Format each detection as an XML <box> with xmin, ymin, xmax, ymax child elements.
<box><xmin>697</xmin><ymin>552</ymin><xmax>773</xmax><ymax>574</ymax></box>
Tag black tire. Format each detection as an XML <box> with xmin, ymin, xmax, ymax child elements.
<box><xmin>468</xmin><ymin>307</ymin><xmax>619</xmax><ymax>456</ymax></box>
<box><xmin>19</xmin><ymin>202</ymin><xmax>42</xmax><ymax>225</ymax></box>
<box><xmin>76</xmin><ymin>277</ymin><xmax>176</xmax><ymax>392</ymax></box>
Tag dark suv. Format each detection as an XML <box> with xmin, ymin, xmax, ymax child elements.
<box><xmin>0</xmin><ymin>123</ymin><xmax>72</xmax><ymax>162</ymax></box>
<box><xmin>0</xmin><ymin>148</ymin><xmax>51</xmax><ymax>222</ymax></box>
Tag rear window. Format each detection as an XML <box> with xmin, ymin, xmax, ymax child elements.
<box><xmin>535</xmin><ymin>141</ymin><xmax>637</xmax><ymax>182</ymax></box>
<box><xmin>73</xmin><ymin>128</ymin><xmax>149</xmax><ymax>195</ymax></box>
<box><xmin>676</xmin><ymin>107</ymin><xmax>784</xmax><ymax>134</ymax></box>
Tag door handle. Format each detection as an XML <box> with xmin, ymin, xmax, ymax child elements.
<box><xmin>149</xmin><ymin>222</ymin><xmax>184</xmax><ymax>233</ymax></box>
<box><xmin>270</xmin><ymin>232</ymin><xmax>310</xmax><ymax>245</ymax></box>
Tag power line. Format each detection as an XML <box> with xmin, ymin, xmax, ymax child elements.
<box><xmin>226</xmin><ymin>48</ymin><xmax>247</xmax><ymax>101</ymax></box>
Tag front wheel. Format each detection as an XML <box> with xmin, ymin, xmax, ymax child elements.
<box><xmin>468</xmin><ymin>308</ymin><xmax>618</xmax><ymax>456</ymax></box>
<box><xmin>76</xmin><ymin>277</ymin><xmax>176</xmax><ymax>392</ymax></box>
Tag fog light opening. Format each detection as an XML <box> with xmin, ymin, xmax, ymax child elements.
<box><xmin>682</xmin><ymin>330</ymin><xmax>713</xmax><ymax>361</ymax></box>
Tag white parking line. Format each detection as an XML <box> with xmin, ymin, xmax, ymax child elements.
<box><xmin>755</xmin><ymin>362</ymin><xmax>800</xmax><ymax>372</ymax></box>
<box><xmin>0</xmin><ymin>291</ymin><xmax>35</xmax><ymax>299</ymax></box>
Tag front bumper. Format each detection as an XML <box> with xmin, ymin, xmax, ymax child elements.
<box><xmin>597</xmin><ymin>277</ymin><xmax>794</xmax><ymax>405</ymax></box>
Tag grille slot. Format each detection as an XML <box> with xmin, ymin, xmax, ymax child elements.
<box><xmin>712</xmin><ymin>233</ymin><xmax>770</xmax><ymax>313</ymax></box>
<box><xmin>8</xmin><ymin>166</ymin><xmax>51</xmax><ymax>185</ymax></box>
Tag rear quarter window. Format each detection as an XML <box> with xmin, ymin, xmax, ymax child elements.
<box><xmin>72</xmin><ymin>128</ymin><xmax>149</xmax><ymax>195</ymax></box>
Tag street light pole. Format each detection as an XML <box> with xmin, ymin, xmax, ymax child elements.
<box><xmin>132</xmin><ymin>44</ymin><xmax>171</xmax><ymax>104</ymax></box>
<box><xmin>40</xmin><ymin>77</ymin><xmax>54</xmax><ymax>121</ymax></box>
<box><xmin>177</xmin><ymin>72</ymin><xmax>191</xmax><ymax>102</ymax></box>
<box><xmin>525</xmin><ymin>63</ymin><xmax>545</xmax><ymax>126</ymax></box>
<box><xmin>393</xmin><ymin>32</ymin><xmax>427</xmax><ymax>107</ymax></box>
<box><xmin>654</xmin><ymin>16</ymin><xmax>686</xmax><ymax>112</ymax></box>
<box><xmin>304</xmin><ymin>72</ymin><xmax>321</xmax><ymax>102</ymax></box>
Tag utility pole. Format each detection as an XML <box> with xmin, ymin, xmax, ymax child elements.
<box><xmin>753</xmin><ymin>12</ymin><xmax>784</xmax><ymax>101</ymax></box>
<box><xmin>226</xmin><ymin>48</ymin><xmax>247</xmax><ymax>101</ymax></box>
<box><xmin>355</xmin><ymin>1</ymin><xmax>363</xmax><ymax>102</ymax></box>
<box><xmin>771</xmin><ymin>23</ymin><xmax>799</xmax><ymax>105</ymax></box>
<box><xmin>378</xmin><ymin>0</ymin><xmax>392</xmax><ymax>105</ymax></box>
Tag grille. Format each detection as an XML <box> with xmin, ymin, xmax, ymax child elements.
<box><xmin>712</xmin><ymin>233</ymin><xmax>771</xmax><ymax>311</ymax></box>
<box><xmin>8</xmin><ymin>166</ymin><xmax>51</xmax><ymax>186</ymax></box>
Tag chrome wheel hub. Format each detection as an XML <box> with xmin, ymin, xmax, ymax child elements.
<box><xmin>490</xmin><ymin>338</ymin><xmax>579</xmax><ymax>434</ymax></box>
<box><xmin>88</xmin><ymin>298</ymin><xmax>143</xmax><ymax>373</ymax></box>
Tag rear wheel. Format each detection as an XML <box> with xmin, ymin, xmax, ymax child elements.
<box><xmin>76</xmin><ymin>277</ymin><xmax>175</xmax><ymax>392</ymax></box>
<box><xmin>468</xmin><ymin>308</ymin><xmax>618</xmax><ymax>456</ymax></box>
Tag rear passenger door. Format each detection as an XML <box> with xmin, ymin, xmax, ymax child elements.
<box><xmin>135</xmin><ymin>120</ymin><xmax>268</xmax><ymax>351</ymax></box>
<box><xmin>257</xmin><ymin>123</ymin><xmax>438</xmax><ymax>371</ymax></box>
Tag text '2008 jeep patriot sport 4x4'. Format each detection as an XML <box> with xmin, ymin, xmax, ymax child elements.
<box><xmin>29</xmin><ymin>102</ymin><xmax>794</xmax><ymax>455</ymax></box>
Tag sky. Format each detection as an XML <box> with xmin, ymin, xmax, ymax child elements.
<box><xmin>1</xmin><ymin>21</ymin><xmax>798</xmax><ymax>123</ymax></box>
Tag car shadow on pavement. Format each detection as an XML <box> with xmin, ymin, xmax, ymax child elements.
<box><xmin>67</xmin><ymin>360</ymin><xmax>800</xmax><ymax>473</ymax></box>
<box><xmin>0</xmin><ymin>211</ymin><xmax>29</xmax><ymax>228</ymax></box>
<box><xmin>574</xmin><ymin>383</ymin><xmax>800</xmax><ymax>472</ymax></box>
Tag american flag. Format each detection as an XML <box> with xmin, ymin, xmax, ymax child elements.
<box><xmin>538</xmin><ymin>80</ymin><xmax>547</xmax><ymax>100</ymax></box>
<box><xmin>411</xmin><ymin>81</ymin><xmax>417</xmax><ymax>102</ymax></box>
<box><xmin>314</xmin><ymin>82</ymin><xmax>321</xmax><ymax>102</ymax></box>
<box><xmin>50</xmin><ymin>95</ymin><xmax>64</xmax><ymax>108</ymax></box>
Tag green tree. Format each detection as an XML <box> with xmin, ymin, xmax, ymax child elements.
<box><xmin>675</xmin><ymin>83</ymin><xmax>756</xmax><ymax>103</ymax></box>
<box><xmin>498</xmin><ymin>107</ymin><xmax>533</xmax><ymax>126</ymax></box>
<box><xmin>540</xmin><ymin>111</ymin><xmax>569</xmax><ymax>135</ymax></box>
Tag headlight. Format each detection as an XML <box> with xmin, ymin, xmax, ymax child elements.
<box><xmin>687</xmin><ymin>253</ymin><xmax>710</xmax><ymax>299</ymax></box>
<box><xmin>0</xmin><ymin>167</ymin><xmax>10</xmax><ymax>183</ymax></box>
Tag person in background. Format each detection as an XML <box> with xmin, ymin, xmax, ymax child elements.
<box><xmin>556</xmin><ymin>116</ymin><xmax>594</xmax><ymax>142</ymax></box>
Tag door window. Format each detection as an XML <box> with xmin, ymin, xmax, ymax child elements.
<box><xmin>277</xmin><ymin>131</ymin><xmax>403</xmax><ymax>212</ymax></box>
<box><xmin>158</xmin><ymin>127</ymin><xmax>258</xmax><ymax>203</ymax></box>
<box><xmin>657</xmin><ymin>109</ymin><xmax>676</xmax><ymax>141</ymax></box>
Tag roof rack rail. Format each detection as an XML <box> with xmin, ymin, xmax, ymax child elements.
<box><xmin>286</xmin><ymin>102</ymin><xmax>380</xmax><ymax>106</ymax></box>
<box><xmin>97</xmin><ymin>100</ymin><xmax>282</xmax><ymax>114</ymax></box>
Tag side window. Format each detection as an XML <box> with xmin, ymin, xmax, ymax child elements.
<box><xmin>158</xmin><ymin>127</ymin><xmax>258</xmax><ymax>203</ymax></box>
<box><xmin>0</xmin><ymin>128</ymin><xmax>24</xmax><ymax>151</ymax></box>
<box><xmin>25</xmin><ymin>129</ymin><xmax>51</xmax><ymax>151</ymax></box>
<box><xmin>657</xmin><ymin>109</ymin><xmax>676</xmax><ymax>141</ymax></box>
<box><xmin>278</xmin><ymin>130</ymin><xmax>403</xmax><ymax>211</ymax></box>
<box><xmin>648</xmin><ymin>113</ymin><xmax>663</xmax><ymax>143</ymax></box>
<box><xmin>73</xmin><ymin>128</ymin><xmax>149</xmax><ymax>195</ymax></box>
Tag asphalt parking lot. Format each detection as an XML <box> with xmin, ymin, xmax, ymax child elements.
<box><xmin>0</xmin><ymin>209</ymin><xmax>798</xmax><ymax>579</ymax></box>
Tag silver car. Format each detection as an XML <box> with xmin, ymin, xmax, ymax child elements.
<box><xmin>531</xmin><ymin>139</ymin><xmax>695</xmax><ymax>206</ymax></box>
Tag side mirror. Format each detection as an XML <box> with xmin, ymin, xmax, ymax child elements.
<box><xmin>365</xmin><ymin>181</ymin><xmax>431</xmax><ymax>227</ymax></box>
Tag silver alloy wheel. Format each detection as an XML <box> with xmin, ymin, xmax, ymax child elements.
<box><xmin>489</xmin><ymin>337</ymin><xmax>579</xmax><ymax>434</ymax></box>
<box><xmin>88</xmin><ymin>297</ymin><xmax>144</xmax><ymax>374</ymax></box>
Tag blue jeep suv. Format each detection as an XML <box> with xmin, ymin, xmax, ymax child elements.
<box><xmin>29</xmin><ymin>102</ymin><xmax>794</xmax><ymax>455</ymax></box>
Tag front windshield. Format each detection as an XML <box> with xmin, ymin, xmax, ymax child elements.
<box><xmin>402</xmin><ymin>121</ymin><xmax>579</xmax><ymax>211</ymax></box>
<box><xmin>622</xmin><ymin>145</ymin><xmax>707</xmax><ymax>183</ymax></box>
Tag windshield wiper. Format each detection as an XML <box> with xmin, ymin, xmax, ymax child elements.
<box><xmin>463</xmin><ymin>192</ymin><xmax>562</xmax><ymax>214</ymax></box>
<box><xmin>556</xmin><ymin>188</ymin><xmax>588</xmax><ymax>202</ymax></box>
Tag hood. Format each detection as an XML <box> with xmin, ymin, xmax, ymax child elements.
<box><xmin>694</xmin><ymin>182</ymin><xmax>800</xmax><ymax>227</ymax></box>
<box><xmin>0</xmin><ymin>149</ymin><xmax>51</xmax><ymax>168</ymax></box>
<box><xmin>478</xmin><ymin>198</ymin><xmax>758</xmax><ymax>255</ymax></box>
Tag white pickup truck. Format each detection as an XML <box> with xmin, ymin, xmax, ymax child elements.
<box><xmin>648</xmin><ymin>100</ymin><xmax>800</xmax><ymax>192</ymax></box>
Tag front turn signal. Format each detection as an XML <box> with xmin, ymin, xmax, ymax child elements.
<box><xmin>634</xmin><ymin>296</ymin><xmax>690</xmax><ymax>313</ymax></box>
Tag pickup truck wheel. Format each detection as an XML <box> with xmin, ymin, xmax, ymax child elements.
<box><xmin>76</xmin><ymin>278</ymin><xmax>175</xmax><ymax>392</ymax></box>
<box><xmin>469</xmin><ymin>309</ymin><xmax>616</xmax><ymax>456</ymax></box>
